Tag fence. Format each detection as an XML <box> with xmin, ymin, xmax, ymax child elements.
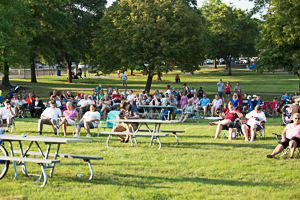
<box><xmin>5</xmin><ymin>68</ymin><xmax>69</xmax><ymax>79</ymax></box>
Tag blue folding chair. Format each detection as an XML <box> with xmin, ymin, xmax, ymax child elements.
<box><xmin>98</xmin><ymin>111</ymin><xmax>120</xmax><ymax>136</ymax></box>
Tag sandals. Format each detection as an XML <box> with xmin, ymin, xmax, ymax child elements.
<box><xmin>266</xmin><ymin>154</ymin><xmax>274</xmax><ymax>158</ymax></box>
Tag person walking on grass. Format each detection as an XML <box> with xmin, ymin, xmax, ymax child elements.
<box><xmin>121</xmin><ymin>72</ymin><xmax>127</xmax><ymax>87</ymax></box>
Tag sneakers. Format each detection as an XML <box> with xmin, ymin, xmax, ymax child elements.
<box><xmin>86</xmin><ymin>134</ymin><xmax>91</xmax><ymax>137</ymax></box>
<box><xmin>73</xmin><ymin>134</ymin><xmax>80</xmax><ymax>137</ymax></box>
<box><xmin>250</xmin><ymin>139</ymin><xmax>255</xmax><ymax>142</ymax></box>
<box><xmin>245</xmin><ymin>138</ymin><xmax>249</xmax><ymax>142</ymax></box>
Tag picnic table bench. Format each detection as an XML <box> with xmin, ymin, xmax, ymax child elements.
<box><xmin>136</xmin><ymin>129</ymin><xmax>185</xmax><ymax>144</ymax></box>
<box><xmin>12</xmin><ymin>151</ymin><xmax>103</xmax><ymax>180</ymax></box>
<box><xmin>0</xmin><ymin>155</ymin><xmax>60</xmax><ymax>187</ymax></box>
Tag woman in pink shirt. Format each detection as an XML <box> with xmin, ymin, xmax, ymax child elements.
<box><xmin>180</xmin><ymin>93</ymin><xmax>189</xmax><ymax>109</ymax></box>
<box><xmin>267</xmin><ymin>113</ymin><xmax>300</xmax><ymax>159</ymax></box>
<box><xmin>225</xmin><ymin>81</ymin><xmax>232</xmax><ymax>103</ymax></box>
<box><xmin>191</xmin><ymin>93</ymin><xmax>199</xmax><ymax>106</ymax></box>
<box><xmin>57</xmin><ymin>102</ymin><xmax>79</xmax><ymax>136</ymax></box>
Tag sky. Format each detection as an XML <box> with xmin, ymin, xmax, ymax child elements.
<box><xmin>105</xmin><ymin>0</ymin><xmax>266</xmax><ymax>18</ymax></box>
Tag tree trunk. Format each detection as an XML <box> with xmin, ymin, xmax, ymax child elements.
<box><xmin>2</xmin><ymin>62</ymin><xmax>11</xmax><ymax>87</ymax></box>
<box><xmin>30</xmin><ymin>56</ymin><xmax>37</xmax><ymax>83</ymax></box>
<box><xmin>156</xmin><ymin>72</ymin><xmax>162</xmax><ymax>81</ymax></box>
<box><xmin>131</xmin><ymin>68</ymin><xmax>134</xmax><ymax>76</ymax></box>
<box><xmin>67</xmin><ymin>60</ymin><xmax>72</xmax><ymax>83</ymax></box>
<box><xmin>145</xmin><ymin>74</ymin><xmax>153</xmax><ymax>92</ymax></box>
<box><xmin>226</xmin><ymin>57</ymin><xmax>232</xmax><ymax>76</ymax></box>
<box><xmin>213</xmin><ymin>59</ymin><xmax>217</xmax><ymax>69</ymax></box>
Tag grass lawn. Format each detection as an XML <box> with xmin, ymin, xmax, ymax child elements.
<box><xmin>1</xmin><ymin>117</ymin><xmax>299</xmax><ymax>199</ymax></box>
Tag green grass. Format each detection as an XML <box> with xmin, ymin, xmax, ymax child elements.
<box><xmin>1</xmin><ymin>117</ymin><xmax>299</xmax><ymax>199</ymax></box>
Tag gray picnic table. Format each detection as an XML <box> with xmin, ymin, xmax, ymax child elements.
<box><xmin>103</xmin><ymin>119</ymin><xmax>181</xmax><ymax>149</ymax></box>
<box><xmin>137</xmin><ymin>105</ymin><xmax>176</xmax><ymax>119</ymax></box>
<box><xmin>0</xmin><ymin>134</ymin><xmax>92</xmax><ymax>187</ymax></box>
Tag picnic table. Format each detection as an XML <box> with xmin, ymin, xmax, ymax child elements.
<box><xmin>137</xmin><ymin>105</ymin><xmax>176</xmax><ymax>119</ymax></box>
<box><xmin>0</xmin><ymin>134</ymin><xmax>93</xmax><ymax>187</ymax></box>
<box><xmin>101</xmin><ymin>119</ymin><xmax>182</xmax><ymax>149</ymax></box>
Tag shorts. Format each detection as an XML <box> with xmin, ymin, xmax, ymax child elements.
<box><xmin>113</xmin><ymin>123</ymin><xmax>138</xmax><ymax>132</ymax></box>
<box><xmin>222</xmin><ymin>122</ymin><xmax>235</xmax><ymax>130</ymax></box>
<box><xmin>65</xmin><ymin>118</ymin><xmax>76</xmax><ymax>126</ymax></box>
<box><xmin>198</xmin><ymin>105</ymin><xmax>208</xmax><ymax>110</ymax></box>
<box><xmin>122</xmin><ymin>80</ymin><xmax>127</xmax><ymax>84</ymax></box>
<box><xmin>167</xmin><ymin>108</ymin><xmax>177</xmax><ymax>113</ymax></box>
<box><xmin>77</xmin><ymin>121</ymin><xmax>94</xmax><ymax>128</ymax></box>
<box><xmin>279</xmin><ymin>137</ymin><xmax>300</xmax><ymax>148</ymax></box>
<box><xmin>225</xmin><ymin>91</ymin><xmax>231</xmax><ymax>95</ymax></box>
<box><xmin>218</xmin><ymin>91</ymin><xmax>224</xmax><ymax>98</ymax></box>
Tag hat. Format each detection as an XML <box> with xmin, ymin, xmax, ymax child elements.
<box><xmin>253</xmin><ymin>95</ymin><xmax>257</xmax><ymax>98</ymax></box>
<box><xmin>247</xmin><ymin>95</ymin><xmax>251</xmax><ymax>99</ymax></box>
<box><xmin>88</xmin><ymin>95</ymin><xmax>93</xmax><ymax>98</ymax></box>
<box><xmin>172</xmin><ymin>87</ymin><xmax>176</xmax><ymax>90</ymax></box>
<box><xmin>99</xmin><ymin>84</ymin><xmax>102</xmax><ymax>87</ymax></box>
<box><xmin>5</xmin><ymin>99</ymin><xmax>10</xmax><ymax>103</ymax></box>
<box><xmin>50</xmin><ymin>100</ymin><xmax>56</xmax><ymax>104</ymax></box>
<box><xmin>273</xmin><ymin>97</ymin><xmax>277</xmax><ymax>100</ymax></box>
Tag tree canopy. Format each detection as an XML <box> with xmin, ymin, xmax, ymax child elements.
<box><xmin>200</xmin><ymin>0</ymin><xmax>260</xmax><ymax>75</ymax></box>
<box><xmin>93</xmin><ymin>0</ymin><xmax>204</xmax><ymax>91</ymax></box>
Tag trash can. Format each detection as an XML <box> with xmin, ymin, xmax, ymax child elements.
<box><xmin>57</xmin><ymin>70</ymin><xmax>61</xmax><ymax>76</ymax></box>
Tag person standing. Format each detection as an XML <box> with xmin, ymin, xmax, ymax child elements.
<box><xmin>217</xmin><ymin>79</ymin><xmax>225</xmax><ymax>102</ymax></box>
<box><xmin>121</xmin><ymin>72</ymin><xmax>127</xmax><ymax>87</ymax></box>
<box><xmin>234</xmin><ymin>82</ymin><xmax>242</xmax><ymax>105</ymax></box>
<box><xmin>225</xmin><ymin>81</ymin><xmax>232</xmax><ymax>104</ymax></box>
<box><xmin>182</xmin><ymin>83</ymin><xmax>192</xmax><ymax>98</ymax></box>
<box><xmin>117</xmin><ymin>69</ymin><xmax>120</xmax><ymax>78</ymax></box>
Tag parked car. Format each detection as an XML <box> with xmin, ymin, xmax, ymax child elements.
<box><xmin>204</xmin><ymin>59</ymin><xmax>213</xmax><ymax>64</ymax></box>
<box><xmin>219</xmin><ymin>58</ymin><xmax>225</xmax><ymax>64</ymax></box>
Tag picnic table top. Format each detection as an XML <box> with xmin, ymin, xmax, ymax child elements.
<box><xmin>137</xmin><ymin>105</ymin><xmax>176</xmax><ymax>108</ymax></box>
<box><xmin>108</xmin><ymin>119</ymin><xmax>181</xmax><ymax>124</ymax></box>
<box><xmin>0</xmin><ymin>134</ymin><xmax>92</xmax><ymax>144</ymax></box>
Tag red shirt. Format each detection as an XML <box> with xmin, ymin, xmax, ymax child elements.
<box><xmin>112</xmin><ymin>94</ymin><xmax>121</xmax><ymax>99</ymax></box>
<box><xmin>224</xmin><ymin>110</ymin><xmax>240</xmax><ymax>122</ymax></box>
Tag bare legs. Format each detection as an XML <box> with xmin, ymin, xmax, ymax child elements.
<box><xmin>209</xmin><ymin>119</ymin><xmax>231</xmax><ymax>139</ymax></box>
<box><xmin>241</xmin><ymin>124</ymin><xmax>257</xmax><ymax>141</ymax></box>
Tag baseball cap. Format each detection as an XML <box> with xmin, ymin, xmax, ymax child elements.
<box><xmin>88</xmin><ymin>95</ymin><xmax>93</xmax><ymax>98</ymax></box>
<box><xmin>172</xmin><ymin>87</ymin><xmax>176</xmax><ymax>90</ymax></box>
<box><xmin>247</xmin><ymin>95</ymin><xmax>251</xmax><ymax>99</ymax></box>
<box><xmin>99</xmin><ymin>84</ymin><xmax>102</xmax><ymax>87</ymax></box>
<box><xmin>50</xmin><ymin>100</ymin><xmax>56</xmax><ymax>104</ymax></box>
<box><xmin>253</xmin><ymin>95</ymin><xmax>257</xmax><ymax>98</ymax></box>
<box><xmin>273</xmin><ymin>97</ymin><xmax>277</xmax><ymax>100</ymax></box>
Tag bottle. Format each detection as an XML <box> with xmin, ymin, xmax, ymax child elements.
<box><xmin>77</xmin><ymin>174</ymin><xmax>84</xmax><ymax>178</ymax></box>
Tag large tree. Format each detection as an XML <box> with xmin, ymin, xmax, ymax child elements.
<box><xmin>93</xmin><ymin>0</ymin><xmax>204</xmax><ymax>91</ymax></box>
<box><xmin>256</xmin><ymin>0</ymin><xmax>300</xmax><ymax>91</ymax></box>
<box><xmin>200</xmin><ymin>0</ymin><xmax>260</xmax><ymax>75</ymax></box>
<box><xmin>0</xmin><ymin>0</ymin><xmax>32</xmax><ymax>87</ymax></box>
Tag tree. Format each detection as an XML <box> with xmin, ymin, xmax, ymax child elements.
<box><xmin>25</xmin><ymin>0</ymin><xmax>73</xmax><ymax>83</ymax></box>
<box><xmin>200</xmin><ymin>0</ymin><xmax>260</xmax><ymax>75</ymax></box>
<box><xmin>256</xmin><ymin>0</ymin><xmax>300</xmax><ymax>91</ymax></box>
<box><xmin>93</xmin><ymin>0</ymin><xmax>204</xmax><ymax>91</ymax></box>
<box><xmin>0</xmin><ymin>0</ymin><xmax>32</xmax><ymax>87</ymax></box>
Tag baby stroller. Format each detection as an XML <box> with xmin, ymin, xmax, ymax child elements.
<box><xmin>281</xmin><ymin>104</ymin><xmax>292</xmax><ymax>126</ymax></box>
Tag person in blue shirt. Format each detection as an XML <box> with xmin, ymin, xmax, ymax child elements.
<box><xmin>230</xmin><ymin>93</ymin><xmax>240</xmax><ymax>109</ymax></box>
<box><xmin>9</xmin><ymin>89</ymin><xmax>15</xmax><ymax>100</ymax></box>
<box><xmin>170</xmin><ymin>87</ymin><xmax>178</xmax><ymax>96</ymax></box>
<box><xmin>197</xmin><ymin>93</ymin><xmax>210</xmax><ymax>117</ymax></box>
<box><xmin>281</xmin><ymin>92</ymin><xmax>289</xmax><ymax>104</ymax></box>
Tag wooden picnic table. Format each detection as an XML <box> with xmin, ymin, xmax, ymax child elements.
<box><xmin>0</xmin><ymin>134</ymin><xmax>91</xmax><ymax>187</ymax></box>
<box><xmin>137</xmin><ymin>105</ymin><xmax>176</xmax><ymax>119</ymax></box>
<box><xmin>104</xmin><ymin>119</ymin><xmax>181</xmax><ymax>149</ymax></box>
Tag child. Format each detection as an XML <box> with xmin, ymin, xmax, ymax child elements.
<box><xmin>180</xmin><ymin>93</ymin><xmax>189</xmax><ymax>109</ymax></box>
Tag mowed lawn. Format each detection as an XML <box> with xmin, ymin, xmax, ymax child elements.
<box><xmin>1</xmin><ymin>117</ymin><xmax>300</xmax><ymax>199</ymax></box>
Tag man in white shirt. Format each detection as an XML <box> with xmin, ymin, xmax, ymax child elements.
<box><xmin>126</xmin><ymin>90</ymin><xmax>135</xmax><ymax>102</ymax></box>
<box><xmin>121</xmin><ymin>72</ymin><xmax>127</xmax><ymax>87</ymax></box>
<box><xmin>38</xmin><ymin>100</ymin><xmax>62</xmax><ymax>135</ymax></box>
<box><xmin>242</xmin><ymin>105</ymin><xmax>267</xmax><ymax>142</ymax></box>
<box><xmin>209</xmin><ymin>94</ymin><xmax>223</xmax><ymax>117</ymax></box>
<box><xmin>76</xmin><ymin>94</ymin><xmax>92</xmax><ymax>118</ymax></box>
<box><xmin>74</xmin><ymin>104</ymin><xmax>100</xmax><ymax>137</ymax></box>
<box><xmin>49</xmin><ymin>96</ymin><xmax>62</xmax><ymax>109</ymax></box>
<box><xmin>0</xmin><ymin>100</ymin><xmax>15</xmax><ymax>132</ymax></box>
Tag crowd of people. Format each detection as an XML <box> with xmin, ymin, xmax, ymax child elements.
<box><xmin>2</xmin><ymin>81</ymin><xmax>300</xmax><ymax>158</ymax></box>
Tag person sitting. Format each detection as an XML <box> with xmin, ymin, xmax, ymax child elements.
<box><xmin>0</xmin><ymin>100</ymin><xmax>16</xmax><ymax>132</ymax></box>
<box><xmin>256</xmin><ymin>95</ymin><xmax>264</xmax><ymax>108</ymax></box>
<box><xmin>126</xmin><ymin>90</ymin><xmax>135</xmax><ymax>103</ymax></box>
<box><xmin>230</xmin><ymin>93</ymin><xmax>240</xmax><ymax>110</ymax></box>
<box><xmin>96</xmin><ymin>90</ymin><xmax>104</xmax><ymax>104</ymax></box>
<box><xmin>38</xmin><ymin>100</ymin><xmax>62</xmax><ymax>135</ymax></box>
<box><xmin>76</xmin><ymin>94</ymin><xmax>92</xmax><ymax>118</ymax></box>
<box><xmin>267</xmin><ymin>113</ymin><xmax>300</xmax><ymax>159</ymax></box>
<box><xmin>30</xmin><ymin>96</ymin><xmax>45</xmax><ymax>118</ymax></box>
<box><xmin>251</xmin><ymin>94</ymin><xmax>258</xmax><ymax>109</ymax></box>
<box><xmin>197</xmin><ymin>93</ymin><xmax>210</xmax><ymax>117</ymax></box>
<box><xmin>191</xmin><ymin>93</ymin><xmax>199</xmax><ymax>107</ymax></box>
<box><xmin>241</xmin><ymin>94</ymin><xmax>252</xmax><ymax>113</ymax></box>
<box><xmin>190</xmin><ymin>87</ymin><xmax>196</xmax><ymax>95</ymax></box>
<box><xmin>88</xmin><ymin>95</ymin><xmax>96</xmax><ymax>105</ymax></box>
<box><xmin>112</xmin><ymin>101</ymin><xmax>139</xmax><ymax>143</ymax></box>
<box><xmin>112</xmin><ymin>87</ymin><xmax>119</xmax><ymax>95</ymax></box>
<box><xmin>121</xmin><ymin>88</ymin><xmax>128</xmax><ymax>100</ymax></box>
<box><xmin>281</xmin><ymin>92</ymin><xmax>289</xmax><ymax>105</ymax></box>
<box><xmin>197</xmin><ymin>87</ymin><xmax>204</xmax><ymax>99</ymax></box>
<box><xmin>74</xmin><ymin>104</ymin><xmax>100</xmax><ymax>137</ymax></box>
<box><xmin>162</xmin><ymin>93</ymin><xmax>177</xmax><ymax>120</ymax></box>
<box><xmin>149</xmin><ymin>94</ymin><xmax>161</xmax><ymax>119</ymax></box>
<box><xmin>98</xmin><ymin>95</ymin><xmax>112</xmax><ymax>120</ymax></box>
<box><xmin>241</xmin><ymin>105</ymin><xmax>267</xmax><ymax>142</ymax></box>
<box><xmin>96</xmin><ymin>84</ymin><xmax>102</xmax><ymax>92</ymax></box>
<box><xmin>51</xmin><ymin>96</ymin><xmax>62</xmax><ymax>109</ymax></box>
<box><xmin>112</xmin><ymin>91</ymin><xmax>122</xmax><ymax>104</ymax></box>
<box><xmin>209</xmin><ymin>102</ymin><xmax>243</xmax><ymax>139</ymax></box>
<box><xmin>272</xmin><ymin>97</ymin><xmax>282</xmax><ymax>116</ymax></box>
<box><xmin>210</xmin><ymin>94</ymin><xmax>223</xmax><ymax>117</ymax></box>
<box><xmin>170</xmin><ymin>87</ymin><xmax>177</xmax><ymax>96</ymax></box>
<box><xmin>179</xmin><ymin>99</ymin><xmax>196</xmax><ymax>122</ymax></box>
<box><xmin>15</xmin><ymin>94</ymin><xmax>27</xmax><ymax>118</ymax></box>
<box><xmin>107</xmin><ymin>85</ymin><xmax>113</xmax><ymax>96</ymax></box>
<box><xmin>175</xmin><ymin>74</ymin><xmax>180</xmax><ymax>83</ymax></box>
<box><xmin>57</xmin><ymin>102</ymin><xmax>79</xmax><ymax>136</ymax></box>
<box><xmin>26</xmin><ymin>93</ymin><xmax>35</xmax><ymax>105</ymax></box>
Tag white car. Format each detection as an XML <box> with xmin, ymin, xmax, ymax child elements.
<box><xmin>204</xmin><ymin>59</ymin><xmax>213</xmax><ymax>64</ymax></box>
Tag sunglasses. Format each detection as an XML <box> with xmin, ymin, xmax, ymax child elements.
<box><xmin>295</xmin><ymin>118</ymin><xmax>299</xmax><ymax>120</ymax></box>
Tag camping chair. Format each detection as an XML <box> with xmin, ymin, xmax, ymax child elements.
<box><xmin>2</xmin><ymin>117</ymin><xmax>16</xmax><ymax>133</ymax></box>
<box><xmin>98</xmin><ymin>111</ymin><xmax>120</xmax><ymax>137</ymax></box>
<box><xmin>220</xmin><ymin>119</ymin><xmax>242</xmax><ymax>139</ymax></box>
<box><xmin>241</xmin><ymin>120</ymin><xmax>266</xmax><ymax>140</ymax></box>
<box><xmin>272</xmin><ymin>133</ymin><xmax>300</xmax><ymax>157</ymax></box>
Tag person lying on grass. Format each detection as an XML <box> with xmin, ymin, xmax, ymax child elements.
<box><xmin>209</xmin><ymin>102</ymin><xmax>243</xmax><ymax>139</ymax></box>
<box><xmin>267</xmin><ymin>113</ymin><xmax>300</xmax><ymax>159</ymax></box>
